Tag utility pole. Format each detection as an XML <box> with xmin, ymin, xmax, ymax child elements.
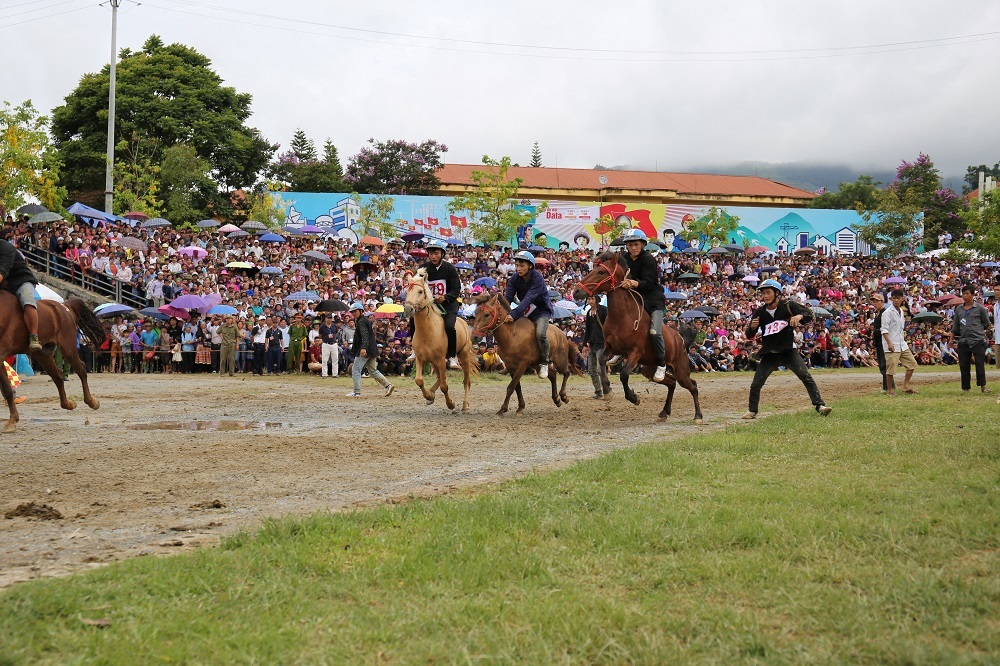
<box><xmin>104</xmin><ymin>0</ymin><xmax>121</xmax><ymax>214</ymax></box>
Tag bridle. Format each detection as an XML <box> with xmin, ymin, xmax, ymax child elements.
<box><xmin>404</xmin><ymin>279</ymin><xmax>432</xmax><ymax>317</ymax></box>
<box><xmin>575</xmin><ymin>257</ymin><xmax>624</xmax><ymax>297</ymax></box>
<box><xmin>473</xmin><ymin>299</ymin><xmax>506</xmax><ymax>337</ymax></box>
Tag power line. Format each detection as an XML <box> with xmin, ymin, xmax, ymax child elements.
<box><xmin>0</xmin><ymin>0</ymin><xmax>90</xmax><ymax>19</ymax></box>
<box><xmin>0</xmin><ymin>1</ymin><xmax>93</xmax><ymax>28</ymax></box>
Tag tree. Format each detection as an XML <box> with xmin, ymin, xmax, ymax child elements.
<box><xmin>809</xmin><ymin>174</ymin><xmax>882</xmax><ymax>211</ymax></box>
<box><xmin>529</xmin><ymin>141</ymin><xmax>542</xmax><ymax>168</ymax></box>
<box><xmin>963</xmin><ymin>163</ymin><xmax>1000</xmax><ymax>195</ymax></box>
<box><xmin>679</xmin><ymin>206</ymin><xmax>740</xmax><ymax>249</ymax></box>
<box><xmin>51</xmin><ymin>35</ymin><xmax>275</xmax><ymax>205</ymax></box>
<box><xmin>112</xmin><ymin>133</ymin><xmax>162</xmax><ymax>217</ymax></box>
<box><xmin>592</xmin><ymin>213</ymin><xmax>631</xmax><ymax>249</ymax></box>
<box><xmin>350</xmin><ymin>193</ymin><xmax>396</xmax><ymax>238</ymax></box>
<box><xmin>273</xmin><ymin>134</ymin><xmax>346</xmax><ymax>193</ymax></box>
<box><xmin>448</xmin><ymin>155</ymin><xmax>543</xmax><ymax>245</ymax></box>
<box><xmin>159</xmin><ymin>144</ymin><xmax>217</xmax><ymax>227</ymax></box>
<box><xmin>959</xmin><ymin>189</ymin><xmax>1000</xmax><ymax>258</ymax></box>
<box><xmin>289</xmin><ymin>129</ymin><xmax>317</xmax><ymax>162</ymax></box>
<box><xmin>0</xmin><ymin>100</ymin><xmax>66</xmax><ymax>216</ymax></box>
<box><xmin>345</xmin><ymin>138</ymin><xmax>447</xmax><ymax>195</ymax></box>
<box><xmin>244</xmin><ymin>181</ymin><xmax>286</xmax><ymax>229</ymax></box>
<box><xmin>854</xmin><ymin>187</ymin><xmax>923</xmax><ymax>257</ymax></box>
<box><xmin>890</xmin><ymin>153</ymin><xmax>965</xmax><ymax>249</ymax></box>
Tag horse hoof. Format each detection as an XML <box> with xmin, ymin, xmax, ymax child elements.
<box><xmin>694</xmin><ymin>418</ymin><xmax>704</xmax><ymax>425</ymax></box>
<box><xmin>658</xmin><ymin>412</ymin><xmax>670</xmax><ymax>420</ymax></box>
<box><xmin>425</xmin><ymin>399</ymin><xmax>435</xmax><ymax>406</ymax></box>
<box><xmin>62</xmin><ymin>400</ymin><xmax>77</xmax><ymax>411</ymax></box>
<box><xmin>87</xmin><ymin>398</ymin><xmax>100</xmax><ymax>410</ymax></box>
<box><xmin>497</xmin><ymin>410</ymin><xmax>506</xmax><ymax>416</ymax></box>
<box><xmin>2</xmin><ymin>422</ymin><xmax>15</xmax><ymax>434</ymax></box>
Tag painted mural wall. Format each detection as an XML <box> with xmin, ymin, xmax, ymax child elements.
<box><xmin>277</xmin><ymin>192</ymin><xmax>916</xmax><ymax>256</ymax></box>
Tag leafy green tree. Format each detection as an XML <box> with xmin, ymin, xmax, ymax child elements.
<box><xmin>530</xmin><ymin>141</ymin><xmax>542</xmax><ymax>168</ymax></box>
<box><xmin>959</xmin><ymin>189</ymin><xmax>1000</xmax><ymax>258</ymax></box>
<box><xmin>159</xmin><ymin>144</ymin><xmax>216</xmax><ymax>227</ymax></box>
<box><xmin>963</xmin><ymin>163</ymin><xmax>1000</xmax><ymax>195</ymax></box>
<box><xmin>448</xmin><ymin>155</ymin><xmax>544</xmax><ymax>245</ymax></box>
<box><xmin>345</xmin><ymin>138</ymin><xmax>447</xmax><ymax>195</ymax></box>
<box><xmin>51</xmin><ymin>35</ymin><xmax>275</xmax><ymax>204</ymax></box>
<box><xmin>680</xmin><ymin>206</ymin><xmax>740</xmax><ymax>248</ymax></box>
<box><xmin>112</xmin><ymin>133</ymin><xmax>162</xmax><ymax>217</ymax></box>
<box><xmin>244</xmin><ymin>181</ymin><xmax>286</xmax><ymax>229</ymax></box>
<box><xmin>289</xmin><ymin>129</ymin><xmax>317</xmax><ymax>162</ymax></box>
<box><xmin>272</xmin><ymin>134</ymin><xmax>345</xmax><ymax>192</ymax></box>
<box><xmin>350</xmin><ymin>193</ymin><xmax>396</xmax><ymax>238</ymax></box>
<box><xmin>854</xmin><ymin>187</ymin><xmax>923</xmax><ymax>257</ymax></box>
<box><xmin>809</xmin><ymin>174</ymin><xmax>882</xmax><ymax>210</ymax></box>
<box><xmin>890</xmin><ymin>153</ymin><xmax>964</xmax><ymax>249</ymax></box>
<box><xmin>0</xmin><ymin>100</ymin><xmax>66</xmax><ymax>216</ymax></box>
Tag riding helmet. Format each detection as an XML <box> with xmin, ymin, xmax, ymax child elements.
<box><xmin>513</xmin><ymin>250</ymin><xmax>536</xmax><ymax>266</ymax></box>
<box><xmin>425</xmin><ymin>239</ymin><xmax>447</xmax><ymax>252</ymax></box>
<box><xmin>349</xmin><ymin>301</ymin><xmax>365</xmax><ymax>312</ymax></box>
<box><xmin>621</xmin><ymin>228</ymin><xmax>647</xmax><ymax>244</ymax></box>
<box><xmin>758</xmin><ymin>278</ymin><xmax>783</xmax><ymax>292</ymax></box>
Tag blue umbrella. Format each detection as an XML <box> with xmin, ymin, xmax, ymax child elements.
<box><xmin>197</xmin><ymin>219</ymin><xmax>220</xmax><ymax>228</ymax></box>
<box><xmin>443</xmin><ymin>238</ymin><xmax>465</xmax><ymax>246</ymax></box>
<box><xmin>139</xmin><ymin>307</ymin><xmax>170</xmax><ymax>321</ymax></box>
<box><xmin>679</xmin><ymin>309</ymin><xmax>710</xmax><ymax>319</ymax></box>
<box><xmin>455</xmin><ymin>261</ymin><xmax>473</xmax><ymax>270</ymax></box>
<box><xmin>981</xmin><ymin>261</ymin><xmax>999</xmax><ymax>268</ymax></box>
<box><xmin>207</xmin><ymin>305</ymin><xmax>238</xmax><ymax>315</ymax></box>
<box><xmin>94</xmin><ymin>303</ymin><xmax>136</xmax><ymax>318</ymax></box>
<box><xmin>527</xmin><ymin>245</ymin><xmax>547</xmax><ymax>253</ymax></box>
<box><xmin>260</xmin><ymin>266</ymin><xmax>283</xmax><ymax>274</ymax></box>
<box><xmin>473</xmin><ymin>277</ymin><xmax>497</xmax><ymax>289</ymax></box>
<box><xmin>550</xmin><ymin>305</ymin><xmax>577</xmax><ymax>320</ymax></box>
<box><xmin>284</xmin><ymin>290</ymin><xmax>320</xmax><ymax>302</ymax></box>
<box><xmin>663</xmin><ymin>291</ymin><xmax>688</xmax><ymax>301</ymax></box>
<box><xmin>259</xmin><ymin>233</ymin><xmax>285</xmax><ymax>243</ymax></box>
<box><xmin>807</xmin><ymin>299</ymin><xmax>821</xmax><ymax>306</ymax></box>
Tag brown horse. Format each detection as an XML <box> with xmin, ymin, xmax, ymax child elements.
<box><xmin>471</xmin><ymin>293</ymin><xmax>581</xmax><ymax>415</ymax></box>
<box><xmin>0</xmin><ymin>292</ymin><xmax>105</xmax><ymax>433</ymax></box>
<box><xmin>574</xmin><ymin>252</ymin><xmax>703</xmax><ymax>423</ymax></box>
<box><xmin>403</xmin><ymin>270</ymin><xmax>479</xmax><ymax>411</ymax></box>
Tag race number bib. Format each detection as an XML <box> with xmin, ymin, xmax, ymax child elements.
<box><xmin>524</xmin><ymin>303</ymin><xmax>536</xmax><ymax>316</ymax></box>
<box><xmin>427</xmin><ymin>280</ymin><xmax>447</xmax><ymax>298</ymax></box>
<box><xmin>763</xmin><ymin>320</ymin><xmax>789</xmax><ymax>336</ymax></box>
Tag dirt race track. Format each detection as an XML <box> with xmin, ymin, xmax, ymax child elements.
<box><xmin>1</xmin><ymin>367</ymin><xmax>961</xmax><ymax>588</ymax></box>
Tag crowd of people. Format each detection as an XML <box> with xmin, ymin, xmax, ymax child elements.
<box><xmin>2</xmin><ymin>213</ymin><xmax>999</xmax><ymax>396</ymax></box>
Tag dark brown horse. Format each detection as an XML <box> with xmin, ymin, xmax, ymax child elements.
<box><xmin>0</xmin><ymin>292</ymin><xmax>104</xmax><ymax>433</ymax></box>
<box><xmin>471</xmin><ymin>293</ymin><xmax>581</xmax><ymax>415</ymax></box>
<box><xmin>574</xmin><ymin>252</ymin><xmax>703</xmax><ymax>423</ymax></box>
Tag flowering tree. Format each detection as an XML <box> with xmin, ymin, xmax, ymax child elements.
<box><xmin>345</xmin><ymin>138</ymin><xmax>447</xmax><ymax>195</ymax></box>
<box><xmin>891</xmin><ymin>153</ymin><xmax>965</xmax><ymax>249</ymax></box>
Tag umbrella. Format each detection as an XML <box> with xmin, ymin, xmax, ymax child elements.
<box><xmin>455</xmin><ymin>261</ymin><xmax>473</xmax><ymax>271</ymax></box>
<box><xmin>228</xmin><ymin>230</ymin><xmax>250</xmax><ymax>238</ymax></box>
<box><xmin>723</xmin><ymin>244</ymin><xmax>745</xmax><ymax>253</ymax></box>
<box><xmin>761</xmin><ymin>265</ymin><xmax>780</xmax><ymax>273</ymax></box>
<box><xmin>742</xmin><ymin>274</ymin><xmax>760</xmax><ymax>283</ymax></box>
<box><xmin>139</xmin><ymin>307</ymin><xmax>170</xmax><ymax>321</ymax></box>
<box><xmin>26</xmin><ymin>211</ymin><xmax>64</xmax><ymax>225</ymax></box>
<box><xmin>141</xmin><ymin>217</ymin><xmax>172</xmax><ymax>228</ymax></box>
<box><xmin>207</xmin><ymin>305</ymin><xmax>238</xmax><ymax>316</ymax></box>
<box><xmin>679</xmin><ymin>309</ymin><xmax>710</xmax><ymax>319</ymax></box>
<box><xmin>793</xmin><ymin>247</ymin><xmax>817</xmax><ymax>255</ymax></box>
<box><xmin>547</xmin><ymin>288</ymin><xmax>563</xmax><ymax>301</ymax></box>
<box><xmin>806</xmin><ymin>298</ymin><xmax>821</xmax><ymax>306</ymax></box>
<box><xmin>360</xmin><ymin>235</ymin><xmax>384</xmax><ymax>246</ymax></box>
<box><xmin>123</xmin><ymin>211</ymin><xmax>148</xmax><ymax>221</ymax></box>
<box><xmin>197</xmin><ymin>219</ymin><xmax>220</xmax><ymax>228</ymax></box>
<box><xmin>284</xmin><ymin>290</ymin><xmax>320</xmax><ymax>302</ymax></box>
<box><xmin>95</xmin><ymin>303</ymin><xmax>136</xmax><ymax>318</ymax></box>
<box><xmin>884</xmin><ymin>276</ymin><xmax>907</xmax><ymax>284</ymax></box>
<box><xmin>409</xmin><ymin>248</ymin><xmax>428</xmax><ymax>258</ymax></box>
<box><xmin>157</xmin><ymin>304</ymin><xmax>190</xmax><ymax>320</ymax></box>
<box><xmin>473</xmin><ymin>277</ymin><xmax>497</xmax><ymax>289</ymax></box>
<box><xmin>226</xmin><ymin>261</ymin><xmax>254</xmax><ymax>269</ymax></box>
<box><xmin>940</xmin><ymin>296</ymin><xmax>964</xmax><ymax>306</ymax></box>
<box><xmin>316</xmin><ymin>299</ymin><xmax>349</xmax><ymax>312</ymax></box>
<box><xmin>116</xmin><ymin>236</ymin><xmax>148</xmax><ymax>252</ymax></box>
<box><xmin>459</xmin><ymin>303</ymin><xmax>478</xmax><ymax>318</ymax></box>
<box><xmin>374</xmin><ymin>303</ymin><xmax>404</xmax><ymax>314</ymax></box>
<box><xmin>534</xmin><ymin>257</ymin><xmax>551</xmax><ymax>266</ymax></box>
<box><xmin>694</xmin><ymin>305</ymin><xmax>721</xmax><ymax>316</ymax></box>
<box><xmin>677</xmin><ymin>272</ymin><xmax>702</xmax><ymax>280</ymax></box>
<box><xmin>34</xmin><ymin>284</ymin><xmax>63</xmax><ymax>302</ymax></box>
<box><xmin>290</xmin><ymin>264</ymin><xmax>311</xmax><ymax>276</ymax></box>
<box><xmin>169</xmin><ymin>294</ymin><xmax>208</xmax><ymax>310</ymax></box>
<box><xmin>443</xmin><ymin>238</ymin><xmax>465</xmax><ymax>246</ymax></box>
<box><xmin>353</xmin><ymin>260</ymin><xmax>377</xmax><ymax>269</ymax></box>
<box><xmin>682</xmin><ymin>247</ymin><xmax>702</xmax><ymax>254</ymax></box>
<box><xmin>663</xmin><ymin>291</ymin><xmax>688</xmax><ymax>301</ymax></box>
<box><xmin>241</xmin><ymin>220</ymin><xmax>266</xmax><ymax>230</ymax></box>
<box><xmin>218</xmin><ymin>223</ymin><xmax>241</xmax><ymax>233</ymax></box>
<box><xmin>981</xmin><ymin>261</ymin><xmax>999</xmax><ymax>268</ymax></box>
<box><xmin>812</xmin><ymin>306</ymin><xmax>833</xmax><ymax>317</ymax></box>
<box><xmin>299</xmin><ymin>224</ymin><xmax>323</xmax><ymax>234</ymax></box>
<box><xmin>301</xmin><ymin>250</ymin><xmax>331</xmax><ymax>262</ymax></box>
<box><xmin>912</xmin><ymin>311</ymin><xmax>944</xmax><ymax>323</ymax></box>
<box><xmin>726</xmin><ymin>272</ymin><xmax>746</xmax><ymax>280</ymax></box>
<box><xmin>745</xmin><ymin>245</ymin><xmax>769</xmax><ymax>253</ymax></box>
<box><xmin>259</xmin><ymin>233</ymin><xmax>286</xmax><ymax>243</ymax></box>
<box><xmin>401</xmin><ymin>232</ymin><xmax>424</xmax><ymax>242</ymax></box>
<box><xmin>283</xmin><ymin>226</ymin><xmax>302</xmax><ymax>237</ymax></box>
<box><xmin>179</xmin><ymin>246</ymin><xmax>208</xmax><ymax>258</ymax></box>
<box><xmin>550</xmin><ymin>305</ymin><xmax>577</xmax><ymax>320</ymax></box>
<box><xmin>707</xmin><ymin>247</ymin><xmax>730</xmax><ymax>255</ymax></box>
<box><xmin>527</xmin><ymin>245</ymin><xmax>547</xmax><ymax>253</ymax></box>
<box><xmin>555</xmin><ymin>299</ymin><xmax>580</xmax><ymax>312</ymax></box>
<box><xmin>260</xmin><ymin>266</ymin><xmax>283</xmax><ymax>275</ymax></box>
<box><xmin>17</xmin><ymin>203</ymin><xmax>47</xmax><ymax>216</ymax></box>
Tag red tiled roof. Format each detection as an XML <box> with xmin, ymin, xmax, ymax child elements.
<box><xmin>437</xmin><ymin>164</ymin><xmax>815</xmax><ymax>200</ymax></box>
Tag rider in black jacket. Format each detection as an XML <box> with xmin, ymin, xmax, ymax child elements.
<box><xmin>0</xmin><ymin>238</ymin><xmax>42</xmax><ymax>351</ymax></box>
<box><xmin>414</xmin><ymin>239</ymin><xmax>462</xmax><ymax>368</ymax></box>
<box><xmin>615</xmin><ymin>229</ymin><xmax>668</xmax><ymax>381</ymax></box>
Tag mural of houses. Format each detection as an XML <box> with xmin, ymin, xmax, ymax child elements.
<box><xmin>314</xmin><ymin>197</ymin><xmax>360</xmax><ymax>230</ymax></box>
<box><xmin>775</xmin><ymin>237</ymin><xmax>790</xmax><ymax>254</ymax></box>
<box><xmin>811</xmin><ymin>234</ymin><xmax>835</xmax><ymax>255</ymax></box>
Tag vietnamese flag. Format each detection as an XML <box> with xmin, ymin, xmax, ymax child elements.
<box><xmin>599</xmin><ymin>203</ymin><xmax>657</xmax><ymax>240</ymax></box>
<box><xmin>427</xmin><ymin>217</ymin><xmax>439</xmax><ymax>229</ymax></box>
<box><xmin>450</xmin><ymin>214</ymin><xmax>468</xmax><ymax>229</ymax></box>
<box><xmin>440</xmin><ymin>228</ymin><xmax>453</xmax><ymax>237</ymax></box>
<box><xmin>414</xmin><ymin>218</ymin><xmax>425</xmax><ymax>228</ymax></box>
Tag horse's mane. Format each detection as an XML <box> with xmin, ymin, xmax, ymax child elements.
<box><xmin>497</xmin><ymin>294</ymin><xmax>512</xmax><ymax>311</ymax></box>
<box><xmin>471</xmin><ymin>292</ymin><xmax>493</xmax><ymax>305</ymax></box>
<box><xmin>596</xmin><ymin>251</ymin><xmax>619</xmax><ymax>263</ymax></box>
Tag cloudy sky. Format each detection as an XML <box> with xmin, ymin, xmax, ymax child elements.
<box><xmin>3</xmin><ymin>0</ymin><xmax>998</xmax><ymax>178</ymax></box>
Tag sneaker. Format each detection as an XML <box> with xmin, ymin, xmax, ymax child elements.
<box><xmin>384</xmin><ymin>384</ymin><xmax>394</xmax><ymax>397</ymax></box>
<box><xmin>14</xmin><ymin>396</ymin><xmax>26</xmax><ymax>405</ymax></box>
<box><xmin>653</xmin><ymin>365</ymin><xmax>667</xmax><ymax>381</ymax></box>
<box><xmin>741</xmin><ymin>411</ymin><xmax>757</xmax><ymax>420</ymax></box>
<box><xmin>606</xmin><ymin>355</ymin><xmax>622</xmax><ymax>365</ymax></box>
<box><xmin>538</xmin><ymin>363</ymin><xmax>549</xmax><ymax>379</ymax></box>
<box><xmin>345</xmin><ymin>392</ymin><xmax>361</xmax><ymax>397</ymax></box>
<box><xmin>448</xmin><ymin>357</ymin><xmax>461</xmax><ymax>369</ymax></box>
<box><xmin>28</xmin><ymin>334</ymin><xmax>42</xmax><ymax>352</ymax></box>
<box><xmin>817</xmin><ymin>405</ymin><xmax>833</xmax><ymax>416</ymax></box>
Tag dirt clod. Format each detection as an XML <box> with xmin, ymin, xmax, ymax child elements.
<box><xmin>190</xmin><ymin>500</ymin><xmax>226</xmax><ymax>510</ymax></box>
<box><xmin>5</xmin><ymin>502</ymin><xmax>63</xmax><ymax>521</ymax></box>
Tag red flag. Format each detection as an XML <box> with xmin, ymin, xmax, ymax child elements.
<box><xmin>450</xmin><ymin>214</ymin><xmax>467</xmax><ymax>229</ymax></box>
<box><xmin>427</xmin><ymin>217</ymin><xmax>439</xmax><ymax>228</ymax></box>
<box><xmin>440</xmin><ymin>228</ymin><xmax>453</xmax><ymax>237</ymax></box>
<box><xmin>414</xmin><ymin>218</ymin><xmax>424</xmax><ymax>228</ymax></box>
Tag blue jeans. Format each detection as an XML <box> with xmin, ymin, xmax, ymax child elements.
<box><xmin>352</xmin><ymin>354</ymin><xmax>389</xmax><ymax>394</ymax></box>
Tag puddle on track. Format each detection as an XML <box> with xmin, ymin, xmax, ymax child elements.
<box><xmin>120</xmin><ymin>420</ymin><xmax>285</xmax><ymax>432</ymax></box>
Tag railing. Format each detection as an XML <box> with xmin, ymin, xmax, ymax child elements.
<box><xmin>19</xmin><ymin>242</ymin><xmax>148</xmax><ymax>310</ymax></box>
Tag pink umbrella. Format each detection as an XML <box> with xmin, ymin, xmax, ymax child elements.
<box><xmin>218</xmin><ymin>224</ymin><xmax>241</xmax><ymax>233</ymax></box>
<box><xmin>158</xmin><ymin>304</ymin><xmax>190</xmax><ymax>320</ymax></box>
<box><xmin>180</xmin><ymin>246</ymin><xmax>208</xmax><ymax>258</ymax></box>
<box><xmin>742</xmin><ymin>274</ymin><xmax>760</xmax><ymax>283</ymax></box>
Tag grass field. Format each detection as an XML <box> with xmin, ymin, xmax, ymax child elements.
<box><xmin>1</xmin><ymin>384</ymin><xmax>998</xmax><ymax>664</ymax></box>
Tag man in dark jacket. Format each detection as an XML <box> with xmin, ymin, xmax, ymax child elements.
<box><xmin>0</xmin><ymin>238</ymin><xmax>42</xmax><ymax>351</ymax></box>
<box><xmin>583</xmin><ymin>294</ymin><xmax>611</xmax><ymax>399</ymax></box>
<box><xmin>951</xmin><ymin>283</ymin><xmax>992</xmax><ymax>393</ymax></box>
<box><xmin>616</xmin><ymin>229</ymin><xmax>668</xmax><ymax>381</ymax></box>
<box><xmin>743</xmin><ymin>279</ymin><xmax>832</xmax><ymax>418</ymax></box>
<box><xmin>416</xmin><ymin>239</ymin><xmax>463</xmax><ymax>368</ymax></box>
<box><xmin>869</xmin><ymin>292</ymin><xmax>893</xmax><ymax>393</ymax></box>
<box><xmin>503</xmin><ymin>250</ymin><xmax>554</xmax><ymax>378</ymax></box>
<box><xmin>348</xmin><ymin>302</ymin><xmax>394</xmax><ymax>397</ymax></box>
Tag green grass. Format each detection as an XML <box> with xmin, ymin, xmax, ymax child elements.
<box><xmin>2</xmin><ymin>386</ymin><xmax>998</xmax><ymax>664</ymax></box>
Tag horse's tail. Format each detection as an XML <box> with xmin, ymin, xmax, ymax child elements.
<box><xmin>567</xmin><ymin>340</ymin><xmax>585</xmax><ymax>376</ymax></box>
<box><xmin>66</xmin><ymin>299</ymin><xmax>106</xmax><ymax>346</ymax></box>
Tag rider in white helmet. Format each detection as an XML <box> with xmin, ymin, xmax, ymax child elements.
<box><xmin>503</xmin><ymin>250</ymin><xmax>554</xmax><ymax>379</ymax></box>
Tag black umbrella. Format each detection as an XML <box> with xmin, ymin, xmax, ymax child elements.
<box><xmin>316</xmin><ymin>299</ymin><xmax>349</xmax><ymax>313</ymax></box>
<box><xmin>17</xmin><ymin>203</ymin><xmax>47</xmax><ymax>216</ymax></box>
<box><xmin>694</xmin><ymin>305</ymin><xmax>721</xmax><ymax>316</ymax></box>
<box><xmin>26</xmin><ymin>211</ymin><xmax>64</xmax><ymax>225</ymax></box>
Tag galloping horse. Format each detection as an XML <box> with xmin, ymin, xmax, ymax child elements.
<box><xmin>0</xmin><ymin>292</ymin><xmax>105</xmax><ymax>433</ymax></box>
<box><xmin>471</xmin><ymin>293</ymin><xmax>581</xmax><ymax>415</ymax></box>
<box><xmin>575</xmin><ymin>252</ymin><xmax>703</xmax><ymax>423</ymax></box>
<box><xmin>403</xmin><ymin>269</ymin><xmax>479</xmax><ymax>411</ymax></box>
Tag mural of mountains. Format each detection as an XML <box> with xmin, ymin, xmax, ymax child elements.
<box><xmin>756</xmin><ymin>213</ymin><xmax>820</xmax><ymax>245</ymax></box>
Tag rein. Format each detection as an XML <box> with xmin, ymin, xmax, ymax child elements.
<box><xmin>577</xmin><ymin>259</ymin><xmax>644</xmax><ymax>331</ymax></box>
<box><xmin>475</xmin><ymin>303</ymin><xmax>507</xmax><ymax>336</ymax></box>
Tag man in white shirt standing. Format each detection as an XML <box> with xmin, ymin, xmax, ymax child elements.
<box><xmin>881</xmin><ymin>289</ymin><xmax>917</xmax><ymax>396</ymax></box>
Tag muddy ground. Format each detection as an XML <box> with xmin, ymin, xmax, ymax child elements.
<box><xmin>1</xmin><ymin>368</ymin><xmax>960</xmax><ymax>588</ymax></box>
